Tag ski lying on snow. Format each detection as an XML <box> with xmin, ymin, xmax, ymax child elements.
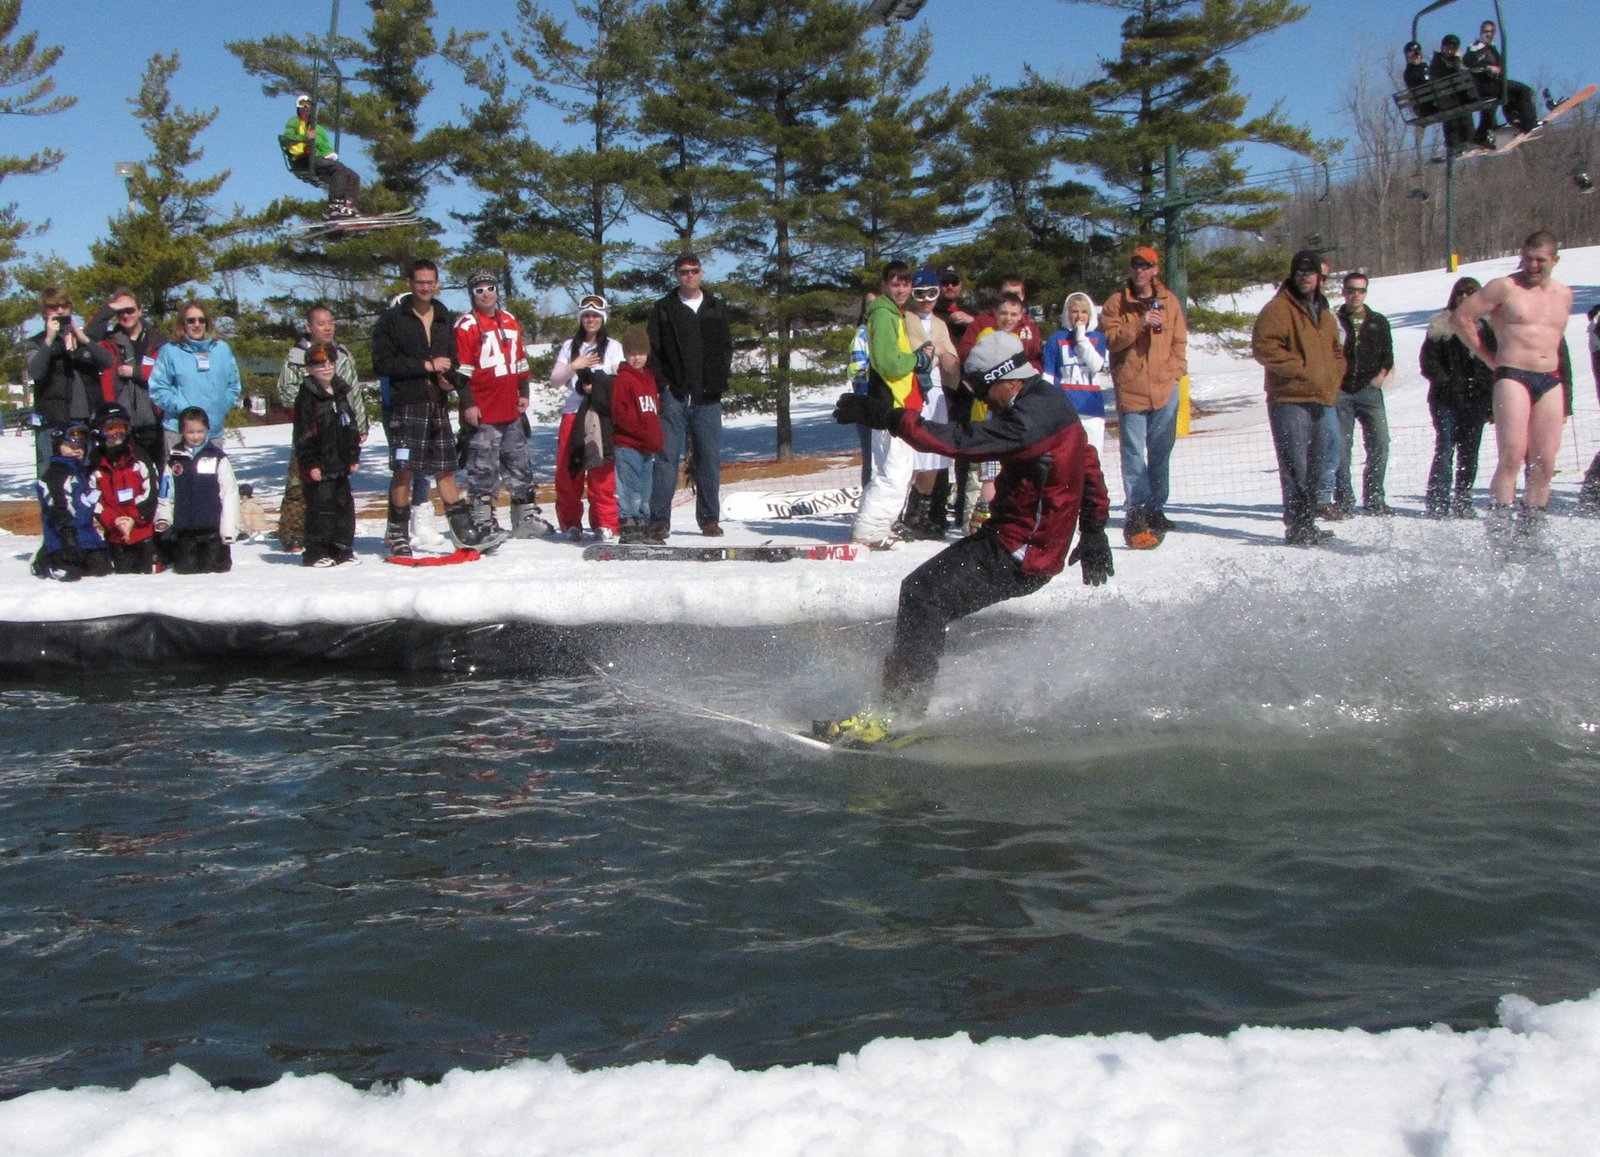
<box><xmin>582</xmin><ymin>542</ymin><xmax>860</xmax><ymax>562</ymax></box>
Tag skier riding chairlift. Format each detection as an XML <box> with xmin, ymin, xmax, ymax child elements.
<box><xmin>279</xmin><ymin>93</ymin><xmax>361</xmax><ymax>221</ymax></box>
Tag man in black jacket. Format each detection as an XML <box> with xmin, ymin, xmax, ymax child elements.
<box><xmin>24</xmin><ymin>287</ymin><xmax>113</xmax><ymax>477</ymax></box>
<box><xmin>1464</xmin><ymin>19</ymin><xmax>1538</xmax><ymax>145</ymax></box>
<box><xmin>646</xmin><ymin>251</ymin><xmax>733</xmax><ymax>538</ymax></box>
<box><xmin>85</xmin><ymin>287</ymin><xmax>167</xmax><ymax>468</ymax></box>
<box><xmin>1430</xmin><ymin>35</ymin><xmax>1476</xmax><ymax>153</ymax></box>
<box><xmin>370</xmin><ymin>259</ymin><xmax>488</xmax><ymax>556</ymax></box>
<box><xmin>1332</xmin><ymin>272</ymin><xmax>1396</xmax><ymax>516</ymax></box>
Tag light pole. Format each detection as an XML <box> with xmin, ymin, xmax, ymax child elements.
<box><xmin>113</xmin><ymin>162</ymin><xmax>141</xmax><ymax>214</ymax></box>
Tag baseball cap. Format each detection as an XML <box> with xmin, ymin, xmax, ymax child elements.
<box><xmin>1131</xmin><ymin>245</ymin><xmax>1160</xmax><ymax>268</ymax></box>
<box><xmin>1290</xmin><ymin>249</ymin><xmax>1322</xmax><ymax>275</ymax></box>
<box><xmin>912</xmin><ymin>268</ymin><xmax>939</xmax><ymax>289</ymax></box>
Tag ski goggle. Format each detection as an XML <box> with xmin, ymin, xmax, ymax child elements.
<box><xmin>60</xmin><ymin>425</ymin><xmax>93</xmax><ymax>448</ymax></box>
<box><xmin>101</xmin><ymin>420</ymin><xmax>130</xmax><ymax>441</ymax></box>
<box><xmin>578</xmin><ymin>294</ymin><xmax>607</xmax><ymax>312</ymax></box>
<box><xmin>912</xmin><ymin>287</ymin><xmax>940</xmax><ymax>301</ymax></box>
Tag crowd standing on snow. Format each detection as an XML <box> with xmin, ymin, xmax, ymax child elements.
<box><xmin>19</xmin><ymin>227</ymin><xmax>1600</xmax><ymax>584</ymax></box>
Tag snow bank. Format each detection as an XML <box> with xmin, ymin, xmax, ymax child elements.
<box><xmin>5</xmin><ymin>990</ymin><xmax>1599</xmax><ymax>1157</ymax></box>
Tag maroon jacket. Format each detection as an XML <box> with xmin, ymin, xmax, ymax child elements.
<box><xmin>611</xmin><ymin>363</ymin><xmax>665</xmax><ymax>455</ymax></box>
<box><xmin>894</xmin><ymin>376</ymin><xmax>1108</xmax><ymax>577</ymax></box>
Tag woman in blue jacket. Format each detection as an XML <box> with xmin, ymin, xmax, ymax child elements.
<box><xmin>148</xmin><ymin>301</ymin><xmax>242</xmax><ymax>443</ymax></box>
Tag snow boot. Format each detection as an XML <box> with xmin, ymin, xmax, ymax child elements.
<box><xmin>386</xmin><ymin>502</ymin><xmax>414</xmax><ymax>559</ymax></box>
<box><xmin>896</xmin><ymin>491</ymin><xmax>942</xmax><ymax>541</ymax></box>
<box><xmin>1124</xmin><ymin>511</ymin><xmax>1160</xmax><ymax>550</ymax></box>
<box><xmin>1512</xmin><ymin>502</ymin><xmax>1552</xmax><ymax>560</ymax></box>
<box><xmin>1484</xmin><ymin>501</ymin><xmax>1515</xmax><ymax>562</ymax></box>
<box><xmin>408</xmin><ymin>502</ymin><xmax>452</xmax><ymax>552</ymax></box>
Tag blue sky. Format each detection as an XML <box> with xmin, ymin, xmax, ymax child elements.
<box><xmin>4</xmin><ymin>0</ymin><xmax>1593</xmax><ymax>289</ymax></box>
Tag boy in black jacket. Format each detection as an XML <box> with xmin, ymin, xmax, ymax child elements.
<box><xmin>294</xmin><ymin>341</ymin><xmax>362</xmax><ymax>566</ymax></box>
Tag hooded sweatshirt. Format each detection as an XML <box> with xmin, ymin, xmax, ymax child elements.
<box><xmin>1042</xmin><ymin>293</ymin><xmax>1108</xmax><ymax>419</ymax></box>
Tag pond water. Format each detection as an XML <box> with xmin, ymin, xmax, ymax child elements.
<box><xmin>4</xmin><ymin>563</ymin><xmax>1599</xmax><ymax>1098</ymax></box>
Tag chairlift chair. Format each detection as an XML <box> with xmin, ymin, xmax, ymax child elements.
<box><xmin>1391</xmin><ymin>0</ymin><xmax>1507</xmax><ymax>132</ymax></box>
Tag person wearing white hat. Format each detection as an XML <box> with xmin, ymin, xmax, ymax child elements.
<box><xmin>550</xmin><ymin>294</ymin><xmax>624</xmax><ymax>541</ymax></box>
<box><xmin>279</xmin><ymin>93</ymin><xmax>362</xmax><ymax>219</ymax></box>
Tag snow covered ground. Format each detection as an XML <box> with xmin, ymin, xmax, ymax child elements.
<box><xmin>3</xmin><ymin>248</ymin><xmax>1598</xmax><ymax>635</ymax></box>
<box><xmin>3</xmin><ymin>248</ymin><xmax>1600</xmax><ymax>1154</ymax></box>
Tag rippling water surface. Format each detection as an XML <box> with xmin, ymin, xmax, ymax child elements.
<box><xmin>4</xmin><ymin>564</ymin><xmax>1600</xmax><ymax>1097</ymax></box>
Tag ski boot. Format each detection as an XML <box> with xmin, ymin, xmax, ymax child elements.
<box><xmin>509</xmin><ymin>498</ymin><xmax>555</xmax><ymax>539</ymax></box>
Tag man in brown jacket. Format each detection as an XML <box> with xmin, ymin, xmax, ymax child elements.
<box><xmin>1252</xmin><ymin>249</ymin><xmax>1348</xmax><ymax>546</ymax></box>
<box><xmin>1100</xmin><ymin>245</ymin><xmax>1188</xmax><ymax>549</ymax></box>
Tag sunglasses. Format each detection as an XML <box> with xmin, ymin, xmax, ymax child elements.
<box><xmin>471</xmin><ymin>284</ymin><xmax>498</xmax><ymax>295</ymax></box>
<box><xmin>115</xmin><ymin>306</ymin><xmax>140</xmax><ymax>316</ymax></box>
<box><xmin>674</xmin><ymin>267</ymin><xmax>701</xmax><ymax>276</ymax></box>
<box><xmin>184</xmin><ymin>315</ymin><xmax>208</xmax><ymax>325</ymax></box>
<box><xmin>1130</xmin><ymin>260</ymin><xmax>1155</xmax><ymax>270</ymax></box>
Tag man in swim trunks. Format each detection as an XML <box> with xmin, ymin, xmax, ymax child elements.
<box><xmin>1451</xmin><ymin>230</ymin><xmax>1573</xmax><ymax>556</ymax></box>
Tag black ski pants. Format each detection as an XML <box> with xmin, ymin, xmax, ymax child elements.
<box><xmin>882</xmin><ymin>530</ymin><xmax>1049</xmax><ymax>715</ymax></box>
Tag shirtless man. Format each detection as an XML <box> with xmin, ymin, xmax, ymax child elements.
<box><xmin>1451</xmin><ymin>230</ymin><xmax>1572</xmax><ymax>553</ymax></box>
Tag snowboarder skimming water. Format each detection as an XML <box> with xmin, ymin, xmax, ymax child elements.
<box><xmin>818</xmin><ymin>330</ymin><xmax>1113</xmax><ymax>747</ymax></box>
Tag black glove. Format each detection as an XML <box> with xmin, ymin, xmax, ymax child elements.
<box><xmin>833</xmin><ymin>392</ymin><xmax>896</xmax><ymax>430</ymax></box>
<box><xmin>914</xmin><ymin>348</ymin><xmax>933</xmax><ymax>374</ymax></box>
<box><xmin>1068</xmin><ymin>526</ymin><xmax>1113</xmax><ymax>586</ymax></box>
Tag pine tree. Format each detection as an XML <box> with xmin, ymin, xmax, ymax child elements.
<box><xmin>449</xmin><ymin>0</ymin><xmax>653</xmax><ymax>301</ymax></box>
<box><xmin>818</xmin><ymin>24</ymin><xmax>980</xmax><ymax>280</ymax></box>
<box><xmin>1066</xmin><ymin>0</ymin><xmax>1328</xmax><ymax>301</ymax></box>
<box><xmin>627</xmin><ymin>0</ymin><xmax>747</xmax><ymax>270</ymax></box>
<box><xmin>228</xmin><ymin>0</ymin><xmax>449</xmax><ymax>326</ymax></box>
<box><xmin>943</xmin><ymin>69</ymin><xmax>1109</xmax><ymax>303</ymax></box>
<box><xmin>0</xmin><ymin>0</ymin><xmax>73</xmax><ymax>311</ymax></box>
<box><xmin>655</xmin><ymin>0</ymin><xmax>878</xmax><ymax>459</ymax></box>
<box><xmin>75</xmin><ymin>54</ymin><xmax>277</xmax><ymax>323</ymax></box>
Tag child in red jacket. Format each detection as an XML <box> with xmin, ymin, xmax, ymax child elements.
<box><xmin>611</xmin><ymin>326</ymin><xmax>665</xmax><ymax>543</ymax></box>
<box><xmin>92</xmin><ymin>403</ymin><xmax>161</xmax><ymax>574</ymax></box>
